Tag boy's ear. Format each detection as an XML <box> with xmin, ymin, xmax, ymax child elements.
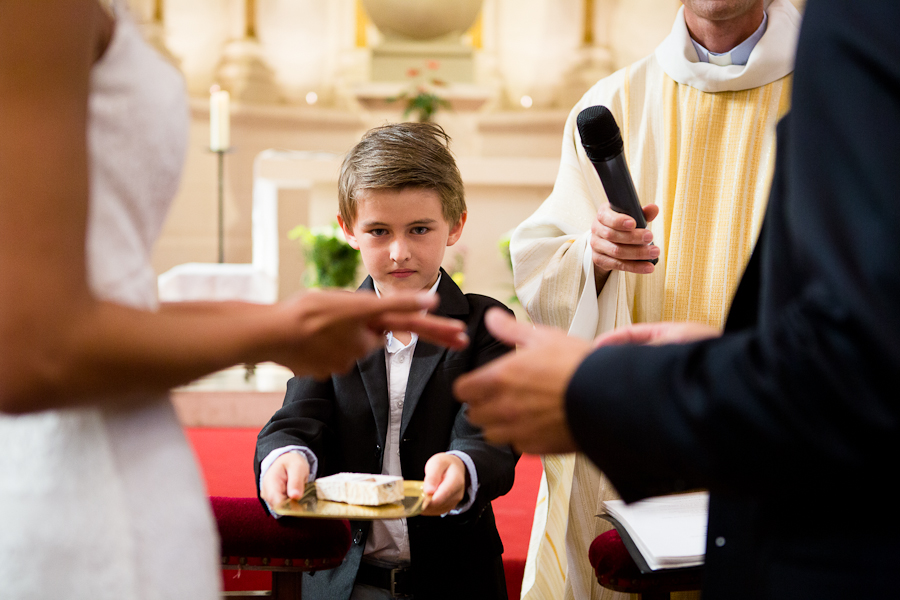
<box><xmin>446</xmin><ymin>211</ymin><xmax>467</xmax><ymax>247</ymax></box>
<box><xmin>337</xmin><ymin>214</ymin><xmax>360</xmax><ymax>250</ymax></box>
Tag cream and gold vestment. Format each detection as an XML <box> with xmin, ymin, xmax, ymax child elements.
<box><xmin>511</xmin><ymin>1</ymin><xmax>801</xmax><ymax>598</ymax></box>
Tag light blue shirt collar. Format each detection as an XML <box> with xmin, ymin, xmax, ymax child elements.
<box><xmin>691</xmin><ymin>11</ymin><xmax>768</xmax><ymax>66</ymax></box>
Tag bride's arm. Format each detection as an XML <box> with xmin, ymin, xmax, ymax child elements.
<box><xmin>0</xmin><ymin>0</ymin><xmax>465</xmax><ymax>414</ymax></box>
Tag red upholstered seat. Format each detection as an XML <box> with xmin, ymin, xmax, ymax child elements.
<box><xmin>589</xmin><ymin>529</ymin><xmax>703</xmax><ymax>600</ymax></box>
<box><xmin>210</xmin><ymin>496</ymin><xmax>351</xmax><ymax>599</ymax></box>
<box><xmin>211</xmin><ymin>496</ymin><xmax>350</xmax><ymax>566</ymax></box>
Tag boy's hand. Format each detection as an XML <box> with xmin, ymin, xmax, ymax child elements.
<box><xmin>420</xmin><ymin>453</ymin><xmax>467</xmax><ymax>516</ymax></box>
<box><xmin>260</xmin><ymin>452</ymin><xmax>310</xmax><ymax>510</ymax></box>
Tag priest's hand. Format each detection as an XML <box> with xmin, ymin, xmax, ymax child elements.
<box><xmin>260</xmin><ymin>451</ymin><xmax>310</xmax><ymax>510</ymax></box>
<box><xmin>454</xmin><ymin>309</ymin><xmax>591</xmax><ymax>454</ymax></box>
<box><xmin>421</xmin><ymin>453</ymin><xmax>467</xmax><ymax>516</ymax></box>
<box><xmin>593</xmin><ymin>321</ymin><xmax>720</xmax><ymax>348</ymax></box>
<box><xmin>591</xmin><ymin>203</ymin><xmax>660</xmax><ymax>289</ymax></box>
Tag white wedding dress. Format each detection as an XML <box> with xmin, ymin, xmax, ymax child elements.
<box><xmin>0</xmin><ymin>6</ymin><xmax>220</xmax><ymax>600</ymax></box>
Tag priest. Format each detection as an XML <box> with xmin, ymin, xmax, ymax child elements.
<box><xmin>510</xmin><ymin>1</ymin><xmax>801</xmax><ymax>599</ymax></box>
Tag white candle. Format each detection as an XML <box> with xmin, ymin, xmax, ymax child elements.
<box><xmin>209</xmin><ymin>89</ymin><xmax>231</xmax><ymax>151</ymax></box>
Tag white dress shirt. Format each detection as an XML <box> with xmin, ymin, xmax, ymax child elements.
<box><xmin>261</xmin><ymin>275</ymin><xmax>479</xmax><ymax>567</ymax></box>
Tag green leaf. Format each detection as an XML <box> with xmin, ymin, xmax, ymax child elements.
<box><xmin>289</xmin><ymin>223</ymin><xmax>361</xmax><ymax>288</ymax></box>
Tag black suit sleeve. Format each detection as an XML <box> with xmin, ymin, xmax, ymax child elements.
<box><xmin>253</xmin><ymin>376</ymin><xmax>336</xmax><ymax>502</ymax></box>
<box><xmin>565</xmin><ymin>0</ymin><xmax>900</xmax><ymax>503</ymax></box>
<box><xmin>448</xmin><ymin>299</ymin><xmax>519</xmax><ymax>513</ymax></box>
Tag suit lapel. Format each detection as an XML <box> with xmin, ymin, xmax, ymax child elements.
<box><xmin>357</xmin><ymin>350</ymin><xmax>389</xmax><ymax>448</ymax></box>
<box><xmin>355</xmin><ymin>271</ymin><xmax>470</xmax><ymax>442</ymax></box>
<box><xmin>400</xmin><ymin>340</ymin><xmax>445</xmax><ymax>438</ymax></box>
<box><xmin>355</xmin><ymin>277</ymin><xmax>390</xmax><ymax>446</ymax></box>
<box><xmin>399</xmin><ymin>269</ymin><xmax>470</xmax><ymax>438</ymax></box>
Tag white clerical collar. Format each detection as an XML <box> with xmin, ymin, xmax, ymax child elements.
<box><xmin>691</xmin><ymin>11</ymin><xmax>768</xmax><ymax>67</ymax></box>
<box><xmin>655</xmin><ymin>0</ymin><xmax>800</xmax><ymax>93</ymax></box>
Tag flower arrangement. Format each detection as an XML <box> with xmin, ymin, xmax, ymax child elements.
<box><xmin>288</xmin><ymin>223</ymin><xmax>361</xmax><ymax>289</ymax></box>
<box><xmin>388</xmin><ymin>60</ymin><xmax>451</xmax><ymax>123</ymax></box>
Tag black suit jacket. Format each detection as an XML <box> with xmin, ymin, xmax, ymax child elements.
<box><xmin>566</xmin><ymin>1</ymin><xmax>900</xmax><ymax>598</ymax></box>
<box><xmin>255</xmin><ymin>271</ymin><xmax>518</xmax><ymax>600</ymax></box>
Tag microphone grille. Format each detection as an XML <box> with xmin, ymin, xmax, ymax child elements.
<box><xmin>576</xmin><ymin>105</ymin><xmax>623</xmax><ymax>162</ymax></box>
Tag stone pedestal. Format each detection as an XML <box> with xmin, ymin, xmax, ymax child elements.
<box><xmin>362</xmin><ymin>0</ymin><xmax>483</xmax><ymax>84</ymax></box>
<box><xmin>352</xmin><ymin>81</ymin><xmax>491</xmax><ymax>112</ymax></box>
<box><xmin>215</xmin><ymin>38</ymin><xmax>281</xmax><ymax>104</ymax></box>
<box><xmin>372</xmin><ymin>39</ymin><xmax>475</xmax><ymax>84</ymax></box>
<box><xmin>555</xmin><ymin>44</ymin><xmax>615</xmax><ymax>108</ymax></box>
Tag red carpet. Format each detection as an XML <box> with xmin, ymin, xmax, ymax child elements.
<box><xmin>186</xmin><ymin>427</ymin><xmax>542</xmax><ymax>599</ymax></box>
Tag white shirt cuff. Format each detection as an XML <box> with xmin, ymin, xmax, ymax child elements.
<box><xmin>259</xmin><ymin>446</ymin><xmax>318</xmax><ymax>517</ymax></box>
<box><xmin>444</xmin><ymin>450</ymin><xmax>479</xmax><ymax>516</ymax></box>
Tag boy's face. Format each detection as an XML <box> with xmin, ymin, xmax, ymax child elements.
<box><xmin>338</xmin><ymin>188</ymin><xmax>466</xmax><ymax>296</ymax></box>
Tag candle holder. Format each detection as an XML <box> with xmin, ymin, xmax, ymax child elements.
<box><xmin>209</xmin><ymin>86</ymin><xmax>231</xmax><ymax>263</ymax></box>
<box><xmin>210</xmin><ymin>147</ymin><xmax>233</xmax><ymax>264</ymax></box>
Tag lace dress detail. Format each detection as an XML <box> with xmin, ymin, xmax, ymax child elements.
<box><xmin>0</xmin><ymin>6</ymin><xmax>219</xmax><ymax>599</ymax></box>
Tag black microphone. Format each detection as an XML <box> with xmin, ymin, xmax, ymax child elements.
<box><xmin>576</xmin><ymin>105</ymin><xmax>657</xmax><ymax>264</ymax></box>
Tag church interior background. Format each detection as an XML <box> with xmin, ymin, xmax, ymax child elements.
<box><xmin>129</xmin><ymin>0</ymin><xmax>803</xmax><ymax>392</ymax></box>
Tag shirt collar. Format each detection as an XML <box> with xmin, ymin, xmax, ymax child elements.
<box><xmin>377</xmin><ymin>273</ymin><xmax>442</xmax><ymax>348</ymax></box>
<box><xmin>690</xmin><ymin>11</ymin><xmax>768</xmax><ymax>67</ymax></box>
<box><xmin>372</xmin><ymin>272</ymin><xmax>441</xmax><ymax>299</ymax></box>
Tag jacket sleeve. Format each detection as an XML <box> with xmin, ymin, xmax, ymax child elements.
<box><xmin>253</xmin><ymin>375</ymin><xmax>337</xmax><ymax>502</ymax></box>
<box><xmin>447</xmin><ymin>299</ymin><xmax>519</xmax><ymax>514</ymax></box>
<box><xmin>510</xmin><ymin>74</ymin><xmax>629</xmax><ymax>332</ymax></box>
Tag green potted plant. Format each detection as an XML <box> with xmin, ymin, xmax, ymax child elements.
<box><xmin>288</xmin><ymin>223</ymin><xmax>361</xmax><ymax>289</ymax></box>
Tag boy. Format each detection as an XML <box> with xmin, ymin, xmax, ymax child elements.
<box><xmin>255</xmin><ymin>122</ymin><xmax>518</xmax><ymax>600</ymax></box>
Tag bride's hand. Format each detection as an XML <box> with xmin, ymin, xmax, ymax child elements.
<box><xmin>271</xmin><ymin>290</ymin><xmax>468</xmax><ymax>379</ymax></box>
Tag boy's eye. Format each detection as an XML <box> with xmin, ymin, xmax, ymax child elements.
<box><xmin>411</xmin><ymin>226</ymin><xmax>430</xmax><ymax>235</ymax></box>
<box><xmin>369</xmin><ymin>228</ymin><xmax>388</xmax><ymax>237</ymax></box>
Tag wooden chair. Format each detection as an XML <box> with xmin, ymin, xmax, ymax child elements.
<box><xmin>211</xmin><ymin>496</ymin><xmax>351</xmax><ymax>599</ymax></box>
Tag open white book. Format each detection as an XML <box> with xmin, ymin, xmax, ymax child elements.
<box><xmin>601</xmin><ymin>491</ymin><xmax>709</xmax><ymax>571</ymax></box>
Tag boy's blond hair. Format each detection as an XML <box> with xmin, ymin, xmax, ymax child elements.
<box><xmin>338</xmin><ymin>122</ymin><xmax>466</xmax><ymax>228</ymax></box>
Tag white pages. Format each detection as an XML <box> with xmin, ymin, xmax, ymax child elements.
<box><xmin>602</xmin><ymin>491</ymin><xmax>709</xmax><ymax>570</ymax></box>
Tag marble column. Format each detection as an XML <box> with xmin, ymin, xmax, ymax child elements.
<box><xmin>214</xmin><ymin>0</ymin><xmax>282</xmax><ymax>104</ymax></box>
<box><xmin>128</xmin><ymin>0</ymin><xmax>181</xmax><ymax>66</ymax></box>
<box><xmin>492</xmin><ymin>0</ymin><xmax>584</xmax><ymax>108</ymax></box>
